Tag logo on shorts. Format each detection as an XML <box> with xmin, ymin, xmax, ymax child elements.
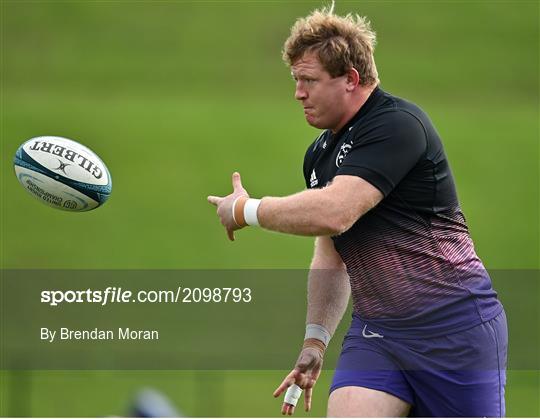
<box><xmin>362</xmin><ymin>325</ymin><xmax>384</xmax><ymax>339</ymax></box>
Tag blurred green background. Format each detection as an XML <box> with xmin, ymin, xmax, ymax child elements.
<box><xmin>1</xmin><ymin>0</ymin><xmax>538</xmax><ymax>416</ymax></box>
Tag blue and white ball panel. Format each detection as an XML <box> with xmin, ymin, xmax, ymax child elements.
<box><xmin>14</xmin><ymin>166</ymin><xmax>100</xmax><ymax>211</ymax></box>
<box><xmin>13</xmin><ymin>136</ymin><xmax>112</xmax><ymax>212</ymax></box>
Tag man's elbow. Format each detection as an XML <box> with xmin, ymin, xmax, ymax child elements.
<box><xmin>319</xmin><ymin>215</ymin><xmax>356</xmax><ymax>236</ymax></box>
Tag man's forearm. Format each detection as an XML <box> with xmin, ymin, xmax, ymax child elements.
<box><xmin>258</xmin><ymin>189</ymin><xmax>349</xmax><ymax>236</ymax></box>
<box><xmin>306</xmin><ymin>267</ymin><xmax>350</xmax><ymax>336</ymax></box>
<box><xmin>209</xmin><ymin>174</ymin><xmax>383</xmax><ymax>241</ymax></box>
<box><xmin>255</xmin><ymin>176</ymin><xmax>382</xmax><ymax>237</ymax></box>
<box><xmin>304</xmin><ymin>236</ymin><xmax>351</xmax><ymax>340</ymax></box>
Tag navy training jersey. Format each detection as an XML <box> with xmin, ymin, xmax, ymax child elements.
<box><xmin>303</xmin><ymin>87</ymin><xmax>502</xmax><ymax>337</ymax></box>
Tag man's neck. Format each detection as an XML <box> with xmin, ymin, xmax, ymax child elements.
<box><xmin>331</xmin><ymin>84</ymin><xmax>378</xmax><ymax>134</ymax></box>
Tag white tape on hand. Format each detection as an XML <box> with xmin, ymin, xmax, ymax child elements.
<box><xmin>284</xmin><ymin>384</ymin><xmax>302</xmax><ymax>406</ymax></box>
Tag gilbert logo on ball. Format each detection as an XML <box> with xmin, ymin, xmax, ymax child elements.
<box><xmin>13</xmin><ymin>136</ymin><xmax>112</xmax><ymax>211</ymax></box>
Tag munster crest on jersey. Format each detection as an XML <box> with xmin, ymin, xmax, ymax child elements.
<box><xmin>336</xmin><ymin>141</ymin><xmax>353</xmax><ymax>167</ymax></box>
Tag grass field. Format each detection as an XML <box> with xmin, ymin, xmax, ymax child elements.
<box><xmin>1</xmin><ymin>0</ymin><xmax>538</xmax><ymax>416</ymax></box>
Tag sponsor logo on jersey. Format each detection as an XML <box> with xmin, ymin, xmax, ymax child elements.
<box><xmin>310</xmin><ymin>169</ymin><xmax>318</xmax><ymax>187</ymax></box>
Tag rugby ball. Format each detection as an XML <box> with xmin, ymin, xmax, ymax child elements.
<box><xmin>13</xmin><ymin>136</ymin><xmax>112</xmax><ymax>211</ymax></box>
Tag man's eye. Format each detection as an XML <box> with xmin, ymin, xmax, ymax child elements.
<box><xmin>292</xmin><ymin>77</ymin><xmax>315</xmax><ymax>84</ymax></box>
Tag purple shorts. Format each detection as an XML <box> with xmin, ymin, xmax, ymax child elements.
<box><xmin>330</xmin><ymin>310</ymin><xmax>508</xmax><ymax>417</ymax></box>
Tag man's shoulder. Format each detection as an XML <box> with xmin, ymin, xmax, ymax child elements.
<box><xmin>372</xmin><ymin>89</ymin><xmax>431</xmax><ymax>125</ymax></box>
<box><xmin>350</xmin><ymin>90</ymin><xmax>432</xmax><ymax>140</ymax></box>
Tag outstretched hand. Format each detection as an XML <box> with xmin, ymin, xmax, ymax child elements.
<box><xmin>207</xmin><ymin>172</ymin><xmax>249</xmax><ymax>241</ymax></box>
<box><xmin>273</xmin><ymin>346</ymin><xmax>324</xmax><ymax>415</ymax></box>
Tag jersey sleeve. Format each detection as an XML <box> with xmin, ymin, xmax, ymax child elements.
<box><xmin>303</xmin><ymin>145</ymin><xmax>313</xmax><ymax>189</ymax></box>
<box><xmin>336</xmin><ymin>110</ymin><xmax>427</xmax><ymax>196</ymax></box>
<box><xmin>303</xmin><ymin>131</ymin><xmax>327</xmax><ymax>189</ymax></box>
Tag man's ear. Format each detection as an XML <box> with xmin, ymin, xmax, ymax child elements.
<box><xmin>345</xmin><ymin>68</ymin><xmax>360</xmax><ymax>92</ymax></box>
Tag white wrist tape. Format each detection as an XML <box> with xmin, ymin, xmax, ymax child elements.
<box><xmin>244</xmin><ymin>198</ymin><xmax>261</xmax><ymax>226</ymax></box>
<box><xmin>305</xmin><ymin>324</ymin><xmax>331</xmax><ymax>347</ymax></box>
<box><xmin>284</xmin><ymin>384</ymin><xmax>302</xmax><ymax>406</ymax></box>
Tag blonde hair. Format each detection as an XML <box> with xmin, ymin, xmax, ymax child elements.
<box><xmin>283</xmin><ymin>5</ymin><xmax>379</xmax><ymax>86</ymax></box>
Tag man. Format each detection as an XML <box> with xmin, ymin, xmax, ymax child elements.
<box><xmin>208</xmin><ymin>6</ymin><xmax>507</xmax><ymax>417</ymax></box>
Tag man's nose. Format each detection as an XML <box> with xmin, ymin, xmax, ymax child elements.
<box><xmin>295</xmin><ymin>84</ymin><xmax>307</xmax><ymax>101</ymax></box>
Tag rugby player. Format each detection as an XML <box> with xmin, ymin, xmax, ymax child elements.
<box><xmin>208</xmin><ymin>6</ymin><xmax>507</xmax><ymax>417</ymax></box>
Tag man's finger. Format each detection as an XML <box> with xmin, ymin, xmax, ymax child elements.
<box><xmin>273</xmin><ymin>370</ymin><xmax>298</xmax><ymax>397</ymax></box>
<box><xmin>281</xmin><ymin>403</ymin><xmax>295</xmax><ymax>416</ymax></box>
<box><xmin>287</xmin><ymin>404</ymin><xmax>295</xmax><ymax>416</ymax></box>
<box><xmin>231</xmin><ymin>172</ymin><xmax>243</xmax><ymax>192</ymax></box>
<box><xmin>312</xmin><ymin>367</ymin><xmax>322</xmax><ymax>382</ymax></box>
<box><xmin>281</xmin><ymin>403</ymin><xmax>289</xmax><ymax>415</ymax></box>
<box><xmin>304</xmin><ymin>387</ymin><xmax>313</xmax><ymax>412</ymax></box>
<box><xmin>227</xmin><ymin>229</ymin><xmax>235</xmax><ymax>241</ymax></box>
<box><xmin>207</xmin><ymin>196</ymin><xmax>222</xmax><ymax>206</ymax></box>
<box><xmin>273</xmin><ymin>379</ymin><xmax>292</xmax><ymax>398</ymax></box>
